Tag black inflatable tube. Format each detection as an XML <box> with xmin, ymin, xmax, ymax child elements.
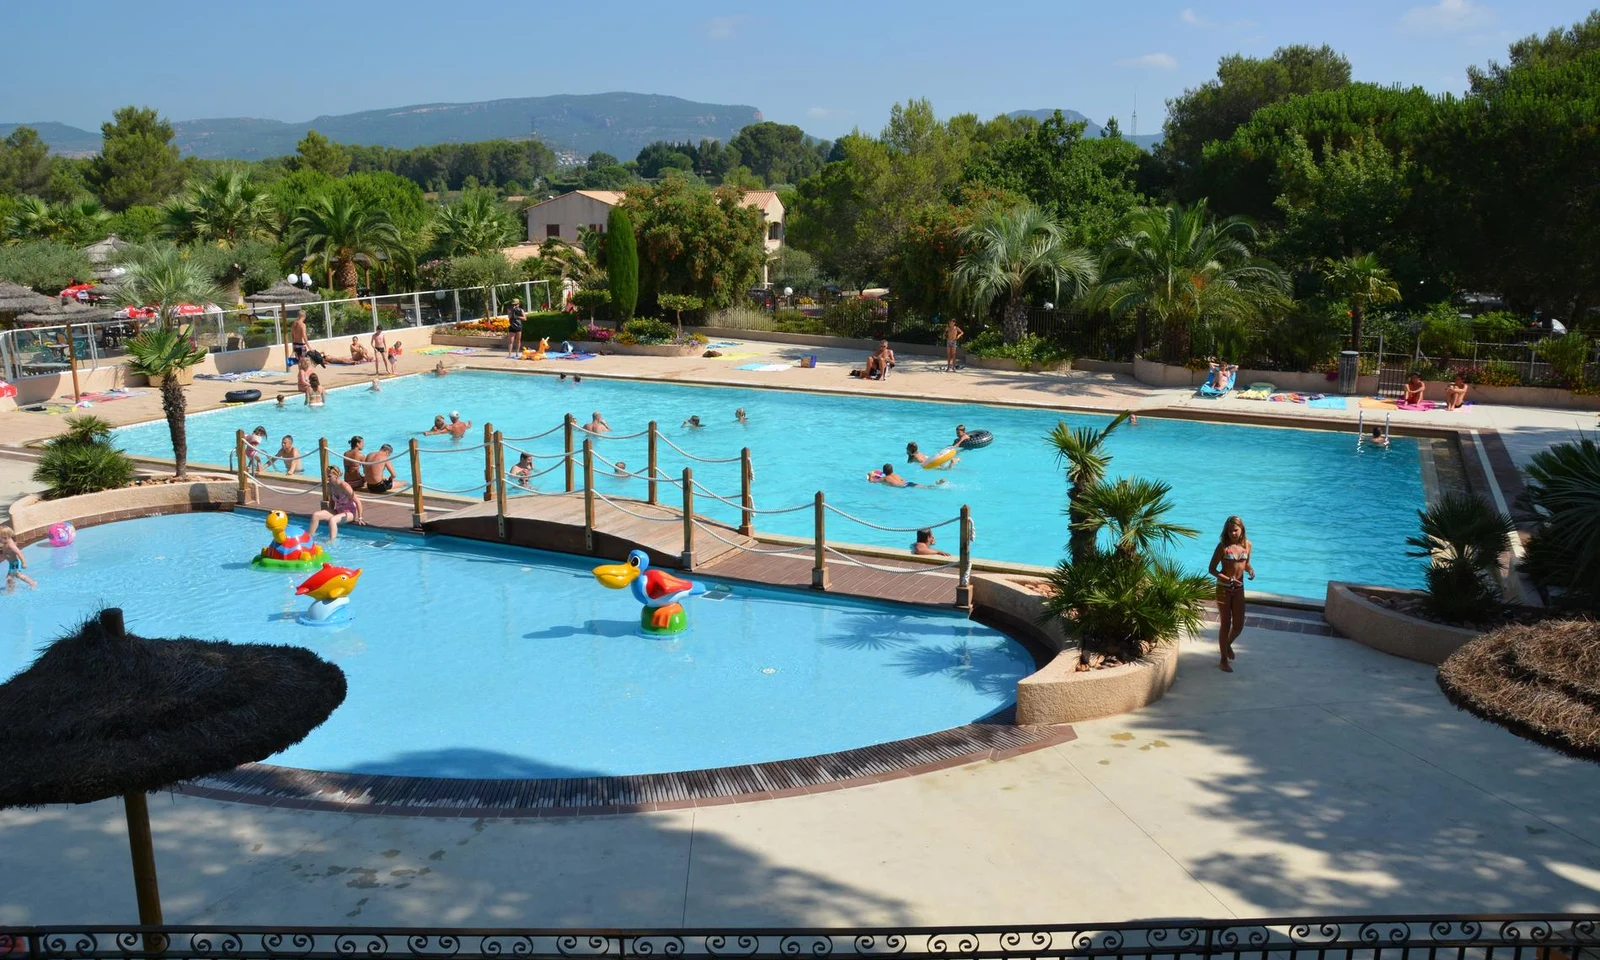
<box><xmin>224</xmin><ymin>389</ymin><xmax>262</xmax><ymax>403</ymax></box>
<box><xmin>958</xmin><ymin>429</ymin><xmax>993</xmax><ymax>449</ymax></box>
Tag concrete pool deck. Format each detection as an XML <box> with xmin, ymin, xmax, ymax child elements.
<box><xmin>5</xmin><ymin>623</ymin><xmax>1600</xmax><ymax>926</ymax></box>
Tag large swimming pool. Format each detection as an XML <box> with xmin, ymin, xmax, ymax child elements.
<box><xmin>114</xmin><ymin>371</ymin><xmax>1429</xmax><ymax>598</ymax></box>
<box><xmin>2</xmin><ymin>513</ymin><xmax>1032</xmax><ymax>778</ymax></box>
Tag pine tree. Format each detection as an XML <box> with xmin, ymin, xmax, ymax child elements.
<box><xmin>607</xmin><ymin>205</ymin><xmax>639</xmax><ymax>322</ymax></box>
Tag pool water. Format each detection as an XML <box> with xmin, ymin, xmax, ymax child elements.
<box><xmin>1</xmin><ymin>513</ymin><xmax>1032</xmax><ymax>778</ymax></box>
<box><xmin>114</xmin><ymin>371</ymin><xmax>1428</xmax><ymax>598</ymax></box>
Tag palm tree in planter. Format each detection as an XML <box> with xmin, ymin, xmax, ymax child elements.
<box><xmin>116</xmin><ymin>246</ymin><xmax>222</xmax><ymax>480</ymax></box>
<box><xmin>1321</xmin><ymin>253</ymin><xmax>1400</xmax><ymax>353</ymax></box>
<box><xmin>658</xmin><ymin>294</ymin><xmax>704</xmax><ymax>335</ymax></box>
<box><xmin>1046</xmin><ymin>411</ymin><xmax>1131</xmax><ymax>565</ymax></box>
<box><xmin>1406</xmin><ymin>492</ymin><xmax>1515</xmax><ymax>624</ymax></box>
<box><xmin>952</xmin><ymin>203</ymin><xmax>1097</xmax><ymax>344</ymax></box>
<box><xmin>287</xmin><ymin>191</ymin><xmax>403</xmax><ymax>296</ymax></box>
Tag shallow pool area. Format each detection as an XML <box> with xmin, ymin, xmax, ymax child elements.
<box><xmin>1</xmin><ymin>512</ymin><xmax>1033</xmax><ymax>778</ymax></box>
<box><xmin>113</xmin><ymin>371</ymin><xmax>1430</xmax><ymax>598</ymax></box>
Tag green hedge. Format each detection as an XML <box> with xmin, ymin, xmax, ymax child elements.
<box><xmin>524</xmin><ymin>311</ymin><xmax>579</xmax><ymax>342</ymax></box>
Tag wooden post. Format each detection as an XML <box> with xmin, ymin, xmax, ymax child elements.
<box><xmin>318</xmin><ymin>438</ymin><xmax>331</xmax><ymax>510</ymax></box>
<box><xmin>812</xmin><ymin>491</ymin><xmax>828</xmax><ymax>590</ymax></box>
<box><xmin>564</xmin><ymin>413</ymin><xmax>576</xmax><ymax>493</ymax></box>
<box><xmin>646</xmin><ymin>420</ymin><xmax>659</xmax><ymax>505</ymax></box>
<box><xmin>66</xmin><ymin>322</ymin><xmax>81</xmax><ymax>402</ymax></box>
<box><xmin>235</xmin><ymin>430</ymin><xmax>248</xmax><ymax>504</ymax></box>
<box><xmin>482</xmin><ymin>422</ymin><xmax>495</xmax><ymax>501</ymax></box>
<box><xmin>122</xmin><ymin>791</ymin><xmax>164</xmax><ymax>930</ymax></box>
<box><xmin>494</xmin><ymin>431</ymin><xmax>508</xmax><ymax>541</ymax></box>
<box><xmin>956</xmin><ymin>504</ymin><xmax>973</xmax><ymax>609</ymax></box>
<box><xmin>739</xmin><ymin>447</ymin><xmax>754</xmax><ymax>536</ymax></box>
<box><xmin>681</xmin><ymin>466</ymin><xmax>695</xmax><ymax>570</ymax></box>
<box><xmin>408</xmin><ymin>439</ymin><xmax>424</xmax><ymax>529</ymax></box>
<box><xmin>583</xmin><ymin>438</ymin><xmax>596</xmax><ymax>553</ymax></box>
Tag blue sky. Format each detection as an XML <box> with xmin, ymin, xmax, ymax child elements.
<box><xmin>3</xmin><ymin>0</ymin><xmax>1593</xmax><ymax>140</ymax></box>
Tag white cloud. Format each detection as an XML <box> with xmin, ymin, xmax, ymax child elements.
<box><xmin>703</xmin><ymin>15</ymin><xmax>744</xmax><ymax>40</ymax></box>
<box><xmin>1399</xmin><ymin>0</ymin><xmax>1494</xmax><ymax>33</ymax></box>
<box><xmin>806</xmin><ymin>107</ymin><xmax>833</xmax><ymax>119</ymax></box>
<box><xmin>1179</xmin><ymin>8</ymin><xmax>1207</xmax><ymax>25</ymax></box>
<box><xmin>1119</xmin><ymin>53</ymin><xmax>1178</xmax><ymax>70</ymax></box>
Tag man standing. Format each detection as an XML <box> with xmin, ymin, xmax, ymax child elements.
<box><xmin>506</xmin><ymin>297</ymin><xmax>526</xmax><ymax>359</ymax></box>
<box><xmin>290</xmin><ymin>312</ymin><xmax>308</xmax><ymax>364</ymax></box>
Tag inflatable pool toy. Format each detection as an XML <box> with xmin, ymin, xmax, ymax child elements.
<box><xmin>521</xmin><ymin>337</ymin><xmax>551</xmax><ymax>361</ymax></box>
<box><xmin>252</xmin><ymin>510</ymin><xmax>328</xmax><ymax>571</ymax></box>
<box><xmin>47</xmin><ymin>521</ymin><xmax>75</xmax><ymax>547</ymax></box>
<box><xmin>922</xmin><ymin>447</ymin><xmax>959</xmax><ymax>470</ymax></box>
<box><xmin>867</xmin><ymin>469</ymin><xmax>886</xmax><ymax>482</ymax></box>
<box><xmin>295</xmin><ymin>562</ymin><xmax>363</xmax><ymax>625</ymax></box>
<box><xmin>957</xmin><ymin>429</ymin><xmax>993</xmax><ymax>449</ymax></box>
<box><xmin>224</xmin><ymin>389</ymin><xmax>261</xmax><ymax>403</ymax></box>
<box><xmin>592</xmin><ymin>549</ymin><xmax>707</xmax><ymax>635</ymax></box>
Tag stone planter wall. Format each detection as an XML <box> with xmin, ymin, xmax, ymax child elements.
<box><xmin>687</xmin><ymin>327</ymin><xmax>947</xmax><ymax>358</ymax></box>
<box><xmin>431</xmin><ymin>333</ymin><xmax>506</xmax><ymax>348</ymax></box>
<box><xmin>8</xmin><ymin>480</ymin><xmax>241</xmax><ymax>540</ymax></box>
<box><xmin>971</xmin><ymin>575</ymin><xmax>1179</xmax><ymax>725</ymax></box>
<box><xmin>1073</xmin><ymin>359</ymin><xmax>1136</xmax><ymax>376</ymax></box>
<box><xmin>1324</xmin><ymin>581</ymin><xmax>1481</xmax><ymax>665</ymax></box>
<box><xmin>1132</xmin><ymin>357</ymin><xmax>1378</xmax><ymax>394</ymax></box>
<box><xmin>962</xmin><ymin>355</ymin><xmax>1072</xmax><ymax>373</ymax></box>
<box><xmin>606</xmin><ymin>343</ymin><xmax>702</xmax><ymax>358</ymax></box>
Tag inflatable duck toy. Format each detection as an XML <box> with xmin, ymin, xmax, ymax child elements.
<box><xmin>592</xmin><ymin>549</ymin><xmax>707</xmax><ymax>635</ymax></box>
<box><xmin>295</xmin><ymin>562</ymin><xmax>363</xmax><ymax>625</ymax></box>
<box><xmin>253</xmin><ymin>510</ymin><xmax>327</xmax><ymax>571</ymax></box>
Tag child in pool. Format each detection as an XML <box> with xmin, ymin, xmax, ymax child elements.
<box><xmin>2</xmin><ymin>525</ymin><xmax>37</xmax><ymax>591</ymax></box>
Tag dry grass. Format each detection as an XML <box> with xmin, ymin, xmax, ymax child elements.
<box><xmin>1438</xmin><ymin>620</ymin><xmax>1600</xmax><ymax>761</ymax></box>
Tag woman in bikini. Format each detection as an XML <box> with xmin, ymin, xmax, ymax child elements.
<box><xmin>1207</xmin><ymin>515</ymin><xmax>1255</xmax><ymax>672</ymax></box>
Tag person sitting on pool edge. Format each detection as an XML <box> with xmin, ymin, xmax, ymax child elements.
<box><xmin>342</xmin><ymin>436</ymin><xmax>366</xmax><ymax>486</ymax></box>
<box><xmin>362</xmin><ymin>443</ymin><xmax>403</xmax><ymax>493</ymax></box>
<box><xmin>1446</xmin><ymin>373</ymin><xmax>1469</xmax><ymax>410</ymax></box>
<box><xmin>308</xmin><ymin>466</ymin><xmax>364</xmax><ymax>541</ymax></box>
<box><xmin>912</xmin><ymin>528</ymin><xmax>949</xmax><ymax>556</ymax></box>
<box><xmin>1403</xmin><ymin>372</ymin><xmax>1426</xmax><ymax>405</ymax></box>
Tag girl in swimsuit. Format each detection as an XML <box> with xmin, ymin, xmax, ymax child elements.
<box><xmin>906</xmin><ymin>441</ymin><xmax>928</xmax><ymax>465</ymax></box>
<box><xmin>309</xmin><ymin>467</ymin><xmax>364</xmax><ymax>541</ymax></box>
<box><xmin>1207</xmin><ymin>515</ymin><xmax>1255</xmax><ymax>672</ymax></box>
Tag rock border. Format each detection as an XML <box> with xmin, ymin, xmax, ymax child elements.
<box><xmin>1324</xmin><ymin>581</ymin><xmax>1481</xmax><ymax>666</ymax></box>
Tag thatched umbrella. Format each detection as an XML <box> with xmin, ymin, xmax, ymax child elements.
<box><xmin>0</xmin><ymin>281</ymin><xmax>54</xmax><ymax>318</ymax></box>
<box><xmin>0</xmin><ymin>608</ymin><xmax>346</xmax><ymax>925</ymax></box>
<box><xmin>245</xmin><ymin>281</ymin><xmax>319</xmax><ymax>306</ymax></box>
<box><xmin>11</xmin><ymin>301</ymin><xmax>119</xmax><ymax>400</ymax></box>
<box><xmin>1439</xmin><ymin>619</ymin><xmax>1600</xmax><ymax>761</ymax></box>
<box><xmin>81</xmin><ymin>234</ymin><xmax>129</xmax><ymax>266</ymax></box>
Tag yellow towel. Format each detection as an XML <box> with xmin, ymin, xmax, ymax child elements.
<box><xmin>708</xmin><ymin>352</ymin><xmax>760</xmax><ymax>361</ymax></box>
<box><xmin>1359</xmin><ymin>398</ymin><xmax>1397</xmax><ymax>410</ymax></box>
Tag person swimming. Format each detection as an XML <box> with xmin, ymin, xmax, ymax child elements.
<box><xmin>869</xmin><ymin>463</ymin><xmax>945</xmax><ymax>488</ymax></box>
<box><xmin>906</xmin><ymin>441</ymin><xmax>928</xmax><ymax>465</ymax></box>
<box><xmin>1367</xmin><ymin>425</ymin><xmax>1390</xmax><ymax>448</ymax></box>
<box><xmin>735</xmin><ymin>408</ymin><xmax>748</xmax><ymax>424</ymax></box>
<box><xmin>683</xmin><ymin>415</ymin><xmax>703</xmax><ymax>428</ymax></box>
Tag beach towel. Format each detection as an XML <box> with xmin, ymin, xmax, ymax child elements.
<box><xmin>1238</xmin><ymin>382</ymin><xmax>1274</xmax><ymax>400</ymax></box>
<box><xmin>448</xmin><ymin>347</ymin><xmax>478</xmax><ymax>355</ymax></box>
<box><xmin>1359</xmin><ymin>398</ymin><xmax>1397</xmax><ymax>410</ymax></box>
<box><xmin>1307</xmin><ymin>396</ymin><xmax>1349</xmax><ymax>410</ymax></box>
<box><xmin>707</xmin><ymin>352</ymin><xmax>760</xmax><ymax>362</ymax></box>
<box><xmin>22</xmin><ymin>402</ymin><xmax>74</xmax><ymax>415</ymax></box>
<box><xmin>1269</xmin><ymin>392</ymin><xmax>1309</xmax><ymax>403</ymax></box>
<box><xmin>415</xmin><ymin>347</ymin><xmax>450</xmax><ymax>355</ymax></box>
<box><xmin>556</xmin><ymin>352</ymin><xmax>598</xmax><ymax>361</ymax></box>
<box><xmin>78</xmin><ymin>389</ymin><xmax>147</xmax><ymax>403</ymax></box>
<box><xmin>196</xmin><ymin>371</ymin><xmax>273</xmax><ymax>382</ymax></box>
<box><xmin>1397</xmin><ymin>400</ymin><xmax>1436</xmax><ymax>411</ymax></box>
<box><xmin>707</xmin><ymin>341</ymin><xmax>741</xmax><ymax>349</ymax></box>
<box><xmin>736</xmin><ymin>363</ymin><xmax>790</xmax><ymax>372</ymax></box>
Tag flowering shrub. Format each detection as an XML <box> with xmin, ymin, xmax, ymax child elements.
<box><xmin>583</xmin><ymin>323</ymin><xmax>613</xmax><ymax>343</ymax></box>
<box><xmin>1462</xmin><ymin>362</ymin><xmax>1524</xmax><ymax>387</ymax></box>
<box><xmin>458</xmin><ymin>317</ymin><xmax>510</xmax><ymax>333</ymax></box>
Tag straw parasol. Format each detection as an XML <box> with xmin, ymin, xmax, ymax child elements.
<box><xmin>245</xmin><ymin>280</ymin><xmax>320</xmax><ymax>306</ymax></box>
<box><xmin>1438</xmin><ymin>619</ymin><xmax>1600</xmax><ymax>762</ymax></box>
<box><xmin>0</xmin><ymin>608</ymin><xmax>347</xmax><ymax>925</ymax></box>
<box><xmin>9</xmin><ymin>300</ymin><xmax>119</xmax><ymax>400</ymax></box>
<box><xmin>0</xmin><ymin>280</ymin><xmax>54</xmax><ymax>317</ymax></box>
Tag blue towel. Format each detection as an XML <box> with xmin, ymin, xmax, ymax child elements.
<box><xmin>1307</xmin><ymin>396</ymin><xmax>1349</xmax><ymax>410</ymax></box>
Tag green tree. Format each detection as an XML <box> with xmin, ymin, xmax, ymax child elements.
<box><xmin>1406</xmin><ymin>493</ymin><xmax>1515</xmax><ymax>623</ymax></box>
<box><xmin>1520</xmin><ymin>437</ymin><xmax>1600</xmax><ymax>609</ymax></box>
<box><xmin>1047</xmin><ymin>412</ymin><xmax>1131</xmax><ymax>565</ymax></box>
<box><xmin>5</xmin><ymin>195</ymin><xmax>110</xmax><ymax>246</ymax></box>
<box><xmin>107</xmin><ymin>204</ymin><xmax>165</xmax><ymax>243</ymax></box>
<box><xmin>636</xmin><ymin>142</ymin><xmax>696</xmax><ymax>178</ymax></box>
<box><xmin>0</xmin><ymin>240</ymin><xmax>94</xmax><ymax>293</ymax></box>
<box><xmin>951</xmin><ymin>203</ymin><xmax>1097</xmax><ymax>343</ymax></box>
<box><xmin>606</xmin><ymin>205</ymin><xmax>638</xmax><ymax>322</ymax></box>
<box><xmin>293</xmin><ymin>129</ymin><xmax>351</xmax><ymax>178</ymax></box>
<box><xmin>159</xmin><ymin>169</ymin><xmax>274</xmax><ymax>303</ymax></box>
<box><xmin>88</xmin><ymin>106</ymin><xmax>188</xmax><ymax>211</ymax></box>
<box><xmin>626</xmin><ymin>178</ymin><xmax>766</xmax><ymax>308</ymax></box>
<box><xmin>1095</xmin><ymin>201</ymin><xmax>1289</xmax><ymax>363</ymax></box>
<box><xmin>0</xmin><ymin>126</ymin><xmax>54</xmax><ymax>196</ymax></box>
<box><xmin>726</xmin><ymin>121</ymin><xmax>828</xmax><ymax>185</ymax></box>
<box><xmin>657</xmin><ymin>293</ymin><xmax>703</xmax><ymax>333</ymax></box>
<box><xmin>1321</xmin><ymin>253</ymin><xmax>1400</xmax><ymax>350</ymax></box>
<box><xmin>31</xmin><ymin>414</ymin><xmax>136</xmax><ymax>499</ymax></box>
<box><xmin>1272</xmin><ymin>133</ymin><xmax>1418</xmax><ymax>273</ymax></box>
<box><xmin>115</xmin><ymin>245</ymin><xmax>223</xmax><ymax>479</ymax></box>
<box><xmin>1073</xmin><ymin>477</ymin><xmax>1199</xmax><ymax>561</ymax></box>
<box><xmin>433</xmin><ymin>188</ymin><xmax>518</xmax><ymax>256</ymax></box>
<box><xmin>286</xmin><ymin>191</ymin><xmax>403</xmax><ymax>294</ymax></box>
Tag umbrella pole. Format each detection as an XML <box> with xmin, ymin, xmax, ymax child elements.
<box><xmin>121</xmin><ymin>791</ymin><xmax>165</xmax><ymax>928</ymax></box>
<box><xmin>67</xmin><ymin>322</ymin><xmax>81</xmax><ymax>402</ymax></box>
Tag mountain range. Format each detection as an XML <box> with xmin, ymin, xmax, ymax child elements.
<box><xmin>3</xmin><ymin>94</ymin><xmax>1160</xmax><ymax>162</ymax></box>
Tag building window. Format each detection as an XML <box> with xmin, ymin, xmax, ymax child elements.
<box><xmin>768</xmin><ymin>222</ymin><xmax>783</xmax><ymax>241</ymax></box>
<box><xmin>590</xmin><ymin>223</ymin><xmax>603</xmax><ymax>233</ymax></box>
<box><xmin>546</xmin><ymin>224</ymin><xmax>561</xmax><ymax>239</ymax></box>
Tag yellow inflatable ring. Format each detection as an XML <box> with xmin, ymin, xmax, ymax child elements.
<box><xmin>922</xmin><ymin>447</ymin><xmax>959</xmax><ymax>470</ymax></box>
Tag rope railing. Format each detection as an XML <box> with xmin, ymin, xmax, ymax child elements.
<box><xmin>692</xmin><ymin>517</ymin><xmax>813</xmax><ymax>556</ymax></box>
<box><xmin>655</xmin><ymin>433</ymin><xmax>743</xmax><ymax>463</ymax></box>
<box><xmin>822</xmin><ymin>503</ymin><xmax>962</xmax><ymax>534</ymax></box>
<box><xmin>584</xmin><ymin>427</ymin><xmax>651</xmax><ymax>441</ymax></box>
<box><xmin>500</xmin><ymin>422</ymin><xmax>566</xmax><ymax>442</ymax></box>
<box><xmin>825</xmin><ymin>543</ymin><xmax>962</xmax><ymax>574</ymax></box>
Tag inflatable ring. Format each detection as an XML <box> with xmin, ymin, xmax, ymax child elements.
<box><xmin>225</xmin><ymin>389</ymin><xmax>262</xmax><ymax>403</ymax></box>
<box><xmin>922</xmin><ymin>447</ymin><xmax>959</xmax><ymax>470</ymax></box>
<box><xmin>958</xmin><ymin>429</ymin><xmax>994</xmax><ymax>449</ymax></box>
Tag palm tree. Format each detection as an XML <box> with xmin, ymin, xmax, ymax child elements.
<box><xmin>161</xmin><ymin>170</ymin><xmax>274</xmax><ymax>304</ymax></box>
<box><xmin>432</xmin><ymin>189</ymin><xmax>518</xmax><ymax>257</ymax></box>
<box><xmin>952</xmin><ymin>203</ymin><xmax>1097</xmax><ymax>343</ymax></box>
<box><xmin>286</xmin><ymin>192</ymin><xmax>403</xmax><ymax>295</ymax></box>
<box><xmin>1321</xmin><ymin>253</ymin><xmax>1400</xmax><ymax>352</ymax></box>
<box><xmin>1095</xmin><ymin>201</ymin><xmax>1289</xmax><ymax>365</ymax></box>
<box><xmin>1046</xmin><ymin>411</ymin><xmax>1131</xmax><ymax>564</ymax></box>
<box><xmin>535</xmin><ymin>238</ymin><xmax>603</xmax><ymax>287</ymax></box>
<box><xmin>1072</xmin><ymin>477</ymin><xmax>1199</xmax><ymax>561</ymax></box>
<box><xmin>1406</xmin><ymin>492</ymin><xmax>1514</xmax><ymax>623</ymax></box>
<box><xmin>6</xmin><ymin>195</ymin><xmax>109</xmax><ymax>245</ymax></box>
<box><xmin>115</xmin><ymin>246</ymin><xmax>222</xmax><ymax>480</ymax></box>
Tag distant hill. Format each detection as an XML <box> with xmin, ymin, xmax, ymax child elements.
<box><xmin>0</xmin><ymin>121</ymin><xmax>102</xmax><ymax>157</ymax></box>
<box><xmin>6</xmin><ymin>93</ymin><xmax>764</xmax><ymax>161</ymax></box>
<box><xmin>1006</xmin><ymin>109</ymin><xmax>1163</xmax><ymax>151</ymax></box>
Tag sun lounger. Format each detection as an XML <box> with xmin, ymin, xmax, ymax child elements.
<box><xmin>1198</xmin><ymin>367</ymin><xmax>1237</xmax><ymax>398</ymax></box>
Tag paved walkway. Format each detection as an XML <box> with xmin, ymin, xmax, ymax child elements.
<box><xmin>5</xmin><ymin>624</ymin><xmax>1599</xmax><ymax>927</ymax></box>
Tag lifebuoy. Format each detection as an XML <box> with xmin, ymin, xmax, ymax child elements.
<box><xmin>225</xmin><ymin>389</ymin><xmax>262</xmax><ymax>403</ymax></box>
<box><xmin>958</xmin><ymin>429</ymin><xmax>993</xmax><ymax>449</ymax></box>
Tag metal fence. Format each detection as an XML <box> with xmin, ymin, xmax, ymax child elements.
<box><xmin>0</xmin><ymin>281</ymin><xmax>554</xmax><ymax>384</ymax></box>
<box><xmin>2</xmin><ymin>915</ymin><xmax>1595</xmax><ymax>960</ymax></box>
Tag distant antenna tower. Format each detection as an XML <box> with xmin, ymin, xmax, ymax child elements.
<box><xmin>1132</xmin><ymin>92</ymin><xmax>1138</xmax><ymax>139</ymax></box>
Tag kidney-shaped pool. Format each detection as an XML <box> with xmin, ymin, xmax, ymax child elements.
<box><xmin>2</xmin><ymin>512</ymin><xmax>1034</xmax><ymax>778</ymax></box>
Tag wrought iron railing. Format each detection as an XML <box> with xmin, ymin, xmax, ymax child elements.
<box><xmin>2</xmin><ymin>916</ymin><xmax>1595</xmax><ymax>960</ymax></box>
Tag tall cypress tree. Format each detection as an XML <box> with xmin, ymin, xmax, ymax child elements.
<box><xmin>606</xmin><ymin>205</ymin><xmax>638</xmax><ymax>322</ymax></box>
